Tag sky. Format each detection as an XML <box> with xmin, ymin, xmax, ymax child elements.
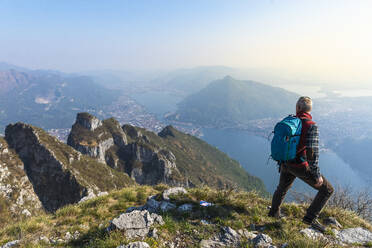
<box><xmin>1</xmin><ymin>0</ymin><xmax>372</xmax><ymax>87</ymax></box>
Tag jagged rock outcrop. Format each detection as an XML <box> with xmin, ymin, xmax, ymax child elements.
<box><xmin>74</xmin><ymin>112</ymin><xmax>102</xmax><ymax>131</ymax></box>
<box><xmin>67</xmin><ymin>113</ymin><xmax>126</xmax><ymax>163</ymax></box>
<box><xmin>5</xmin><ymin>122</ymin><xmax>134</xmax><ymax>212</ymax></box>
<box><xmin>67</xmin><ymin>113</ymin><xmax>185</xmax><ymax>186</ymax></box>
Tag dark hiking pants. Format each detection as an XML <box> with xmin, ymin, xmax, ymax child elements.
<box><xmin>269</xmin><ymin>163</ymin><xmax>334</xmax><ymax>221</ymax></box>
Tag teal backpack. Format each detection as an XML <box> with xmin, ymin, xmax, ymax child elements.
<box><xmin>271</xmin><ymin>115</ymin><xmax>302</xmax><ymax>163</ymax></box>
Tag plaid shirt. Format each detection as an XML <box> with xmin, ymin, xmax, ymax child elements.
<box><xmin>305</xmin><ymin>124</ymin><xmax>320</xmax><ymax>179</ymax></box>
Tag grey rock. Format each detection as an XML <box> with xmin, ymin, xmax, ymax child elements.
<box><xmin>336</xmin><ymin>227</ymin><xmax>372</xmax><ymax>244</ymax></box>
<box><xmin>281</xmin><ymin>243</ymin><xmax>289</xmax><ymax>248</ymax></box>
<box><xmin>324</xmin><ymin>217</ymin><xmax>342</xmax><ymax>228</ymax></box>
<box><xmin>300</xmin><ymin>228</ymin><xmax>326</xmax><ymax>240</ymax></box>
<box><xmin>0</xmin><ymin>240</ymin><xmax>20</xmax><ymax>248</ymax></box>
<box><xmin>21</xmin><ymin>209</ymin><xmax>31</xmax><ymax>217</ymax></box>
<box><xmin>162</xmin><ymin>187</ymin><xmax>187</xmax><ymax>201</ymax></box>
<box><xmin>200</xmin><ymin>239</ymin><xmax>226</xmax><ymax>248</ymax></box>
<box><xmin>252</xmin><ymin>233</ymin><xmax>274</xmax><ymax>248</ymax></box>
<box><xmin>178</xmin><ymin>203</ymin><xmax>193</xmax><ymax>212</ymax></box>
<box><xmin>221</xmin><ymin>226</ymin><xmax>240</xmax><ymax>243</ymax></box>
<box><xmin>117</xmin><ymin>242</ymin><xmax>150</xmax><ymax>248</ymax></box>
<box><xmin>65</xmin><ymin>231</ymin><xmax>73</xmax><ymax>240</ymax></box>
<box><xmin>148</xmin><ymin>228</ymin><xmax>158</xmax><ymax>239</ymax></box>
<box><xmin>75</xmin><ymin>113</ymin><xmax>102</xmax><ymax>131</ymax></box>
<box><xmin>78</xmin><ymin>190</ymin><xmax>96</xmax><ymax>203</ymax></box>
<box><xmin>151</xmin><ymin>212</ymin><xmax>165</xmax><ymax>225</ymax></box>
<box><xmin>237</xmin><ymin>229</ymin><xmax>257</xmax><ymax>240</ymax></box>
<box><xmin>109</xmin><ymin>210</ymin><xmax>164</xmax><ymax>238</ymax></box>
<box><xmin>39</xmin><ymin>235</ymin><xmax>49</xmax><ymax>244</ymax></box>
<box><xmin>160</xmin><ymin>201</ymin><xmax>177</xmax><ymax>211</ymax></box>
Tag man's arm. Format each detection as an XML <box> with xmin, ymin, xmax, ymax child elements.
<box><xmin>305</xmin><ymin>124</ymin><xmax>321</xmax><ymax>180</ymax></box>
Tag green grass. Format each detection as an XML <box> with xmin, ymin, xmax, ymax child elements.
<box><xmin>1</xmin><ymin>186</ymin><xmax>371</xmax><ymax>247</ymax></box>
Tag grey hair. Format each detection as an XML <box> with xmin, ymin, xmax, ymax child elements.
<box><xmin>296</xmin><ymin>96</ymin><xmax>312</xmax><ymax>112</ymax></box>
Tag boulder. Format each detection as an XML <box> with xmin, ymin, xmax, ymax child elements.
<box><xmin>336</xmin><ymin>227</ymin><xmax>372</xmax><ymax>245</ymax></box>
<box><xmin>252</xmin><ymin>233</ymin><xmax>274</xmax><ymax>248</ymax></box>
<box><xmin>109</xmin><ymin>210</ymin><xmax>164</xmax><ymax>239</ymax></box>
<box><xmin>162</xmin><ymin>187</ymin><xmax>187</xmax><ymax>201</ymax></box>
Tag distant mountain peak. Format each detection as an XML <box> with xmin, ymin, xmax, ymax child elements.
<box><xmin>75</xmin><ymin>112</ymin><xmax>102</xmax><ymax>131</ymax></box>
<box><xmin>223</xmin><ymin>75</ymin><xmax>234</xmax><ymax>81</ymax></box>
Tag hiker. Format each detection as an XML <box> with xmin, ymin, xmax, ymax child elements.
<box><xmin>268</xmin><ymin>96</ymin><xmax>334</xmax><ymax>232</ymax></box>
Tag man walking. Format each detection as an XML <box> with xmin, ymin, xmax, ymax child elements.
<box><xmin>268</xmin><ymin>96</ymin><xmax>334</xmax><ymax>232</ymax></box>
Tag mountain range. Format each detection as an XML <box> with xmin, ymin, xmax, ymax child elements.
<box><xmin>0</xmin><ymin>68</ymin><xmax>120</xmax><ymax>132</ymax></box>
<box><xmin>168</xmin><ymin>76</ymin><xmax>299</xmax><ymax>127</ymax></box>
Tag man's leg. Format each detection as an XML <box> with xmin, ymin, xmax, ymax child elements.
<box><xmin>286</xmin><ymin>165</ymin><xmax>334</xmax><ymax>222</ymax></box>
<box><xmin>303</xmin><ymin>176</ymin><xmax>334</xmax><ymax>222</ymax></box>
<box><xmin>269</xmin><ymin>165</ymin><xmax>296</xmax><ymax>217</ymax></box>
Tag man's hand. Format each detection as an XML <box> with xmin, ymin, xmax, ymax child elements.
<box><xmin>314</xmin><ymin>176</ymin><xmax>323</xmax><ymax>188</ymax></box>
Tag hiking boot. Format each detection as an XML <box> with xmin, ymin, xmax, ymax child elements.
<box><xmin>268</xmin><ymin>210</ymin><xmax>285</xmax><ymax>219</ymax></box>
<box><xmin>303</xmin><ymin>218</ymin><xmax>326</xmax><ymax>233</ymax></box>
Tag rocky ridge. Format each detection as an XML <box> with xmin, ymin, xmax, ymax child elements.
<box><xmin>67</xmin><ymin>113</ymin><xmax>267</xmax><ymax>194</ymax></box>
<box><xmin>0</xmin><ymin>137</ymin><xmax>42</xmax><ymax>220</ymax></box>
<box><xmin>67</xmin><ymin>113</ymin><xmax>184</xmax><ymax>186</ymax></box>
<box><xmin>4</xmin><ymin>122</ymin><xmax>134</xmax><ymax>212</ymax></box>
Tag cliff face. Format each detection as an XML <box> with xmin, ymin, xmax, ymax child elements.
<box><xmin>67</xmin><ymin>113</ymin><xmax>185</xmax><ymax>187</ymax></box>
<box><xmin>67</xmin><ymin>113</ymin><xmax>126</xmax><ymax>163</ymax></box>
<box><xmin>0</xmin><ymin>137</ymin><xmax>42</xmax><ymax>219</ymax></box>
<box><xmin>5</xmin><ymin>122</ymin><xmax>134</xmax><ymax>212</ymax></box>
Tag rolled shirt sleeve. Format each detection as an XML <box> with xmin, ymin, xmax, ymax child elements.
<box><xmin>305</xmin><ymin>124</ymin><xmax>320</xmax><ymax>179</ymax></box>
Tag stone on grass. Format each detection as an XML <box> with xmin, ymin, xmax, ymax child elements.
<box><xmin>0</xmin><ymin>240</ymin><xmax>20</xmax><ymax>248</ymax></box>
<box><xmin>162</xmin><ymin>187</ymin><xmax>187</xmax><ymax>201</ymax></box>
<box><xmin>200</xmin><ymin>239</ymin><xmax>226</xmax><ymax>248</ymax></box>
<box><xmin>109</xmin><ymin>210</ymin><xmax>164</xmax><ymax>239</ymax></box>
<box><xmin>237</xmin><ymin>229</ymin><xmax>257</xmax><ymax>240</ymax></box>
<box><xmin>221</xmin><ymin>226</ymin><xmax>240</xmax><ymax>243</ymax></box>
<box><xmin>117</xmin><ymin>241</ymin><xmax>150</xmax><ymax>248</ymax></box>
<box><xmin>336</xmin><ymin>227</ymin><xmax>372</xmax><ymax>244</ymax></box>
<box><xmin>252</xmin><ymin>233</ymin><xmax>274</xmax><ymax>247</ymax></box>
<box><xmin>300</xmin><ymin>228</ymin><xmax>325</xmax><ymax>241</ymax></box>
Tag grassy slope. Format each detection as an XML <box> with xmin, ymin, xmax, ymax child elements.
<box><xmin>0</xmin><ymin>185</ymin><xmax>371</xmax><ymax>248</ymax></box>
<box><xmin>124</xmin><ymin>125</ymin><xmax>267</xmax><ymax>195</ymax></box>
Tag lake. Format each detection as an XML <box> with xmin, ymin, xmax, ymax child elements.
<box><xmin>201</xmin><ymin>128</ymin><xmax>369</xmax><ymax>195</ymax></box>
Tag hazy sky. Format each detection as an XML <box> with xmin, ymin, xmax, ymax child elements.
<box><xmin>1</xmin><ymin>0</ymin><xmax>372</xmax><ymax>86</ymax></box>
